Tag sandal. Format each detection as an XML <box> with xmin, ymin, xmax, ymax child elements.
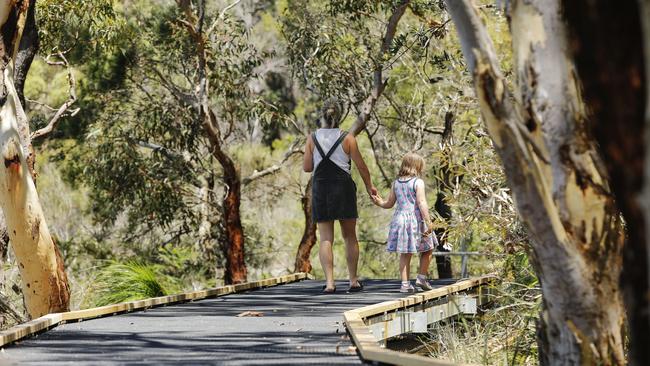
<box><xmin>347</xmin><ymin>281</ymin><xmax>364</xmax><ymax>293</ymax></box>
<box><xmin>321</xmin><ymin>285</ymin><xmax>336</xmax><ymax>294</ymax></box>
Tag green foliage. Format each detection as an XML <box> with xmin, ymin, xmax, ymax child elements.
<box><xmin>38</xmin><ymin>0</ymin><xmax>124</xmax><ymax>56</ymax></box>
<box><xmin>22</xmin><ymin>10</ymin><xmax>538</xmax><ymax>365</ymax></box>
<box><xmin>90</xmin><ymin>261</ymin><xmax>170</xmax><ymax>307</ymax></box>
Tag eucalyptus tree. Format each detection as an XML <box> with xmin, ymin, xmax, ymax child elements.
<box><xmin>562</xmin><ymin>1</ymin><xmax>649</xmax><ymax>364</ymax></box>
<box><xmin>283</xmin><ymin>0</ymin><xmax>414</xmax><ymax>273</ymax></box>
<box><xmin>0</xmin><ymin>0</ymin><xmax>120</xmax><ymax>319</ymax></box>
<box><xmin>0</xmin><ymin>0</ymin><xmax>70</xmax><ymax>319</ymax></box>
<box><xmin>283</xmin><ymin>1</ymin><xmax>499</xmax><ymax>277</ymax></box>
<box><xmin>445</xmin><ymin>0</ymin><xmax>626</xmax><ymax>363</ymax></box>
<box><xmin>82</xmin><ymin>1</ymin><xmax>293</xmax><ymax>284</ymax></box>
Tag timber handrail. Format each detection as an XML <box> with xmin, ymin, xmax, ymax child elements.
<box><xmin>344</xmin><ymin>275</ymin><xmax>496</xmax><ymax>366</ymax></box>
<box><xmin>0</xmin><ymin>272</ymin><xmax>311</xmax><ymax>347</ymax></box>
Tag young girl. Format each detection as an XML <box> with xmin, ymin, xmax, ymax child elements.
<box><xmin>372</xmin><ymin>153</ymin><xmax>438</xmax><ymax>293</ymax></box>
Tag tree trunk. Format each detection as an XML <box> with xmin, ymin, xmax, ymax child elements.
<box><xmin>175</xmin><ymin>0</ymin><xmax>248</xmax><ymax>285</ymax></box>
<box><xmin>562</xmin><ymin>1</ymin><xmax>649</xmax><ymax>364</ymax></box>
<box><xmin>197</xmin><ymin>172</ymin><xmax>218</xmax><ymax>277</ymax></box>
<box><xmin>433</xmin><ymin>111</ymin><xmax>456</xmax><ymax>279</ymax></box>
<box><xmin>202</xmin><ymin>111</ymin><xmax>247</xmax><ymax>285</ymax></box>
<box><xmin>0</xmin><ymin>1</ymin><xmax>70</xmax><ymax>318</ymax></box>
<box><xmin>294</xmin><ymin>179</ymin><xmax>316</xmax><ymax>273</ymax></box>
<box><xmin>445</xmin><ymin>0</ymin><xmax>625</xmax><ymax>364</ymax></box>
<box><xmin>221</xmin><ymin>155</ymin><xmax>246</xmax><ymax>284</ymax></box>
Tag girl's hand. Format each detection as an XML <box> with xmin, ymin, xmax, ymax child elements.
<box><xmin>371</xmin><ymin>194</ymin><xmax>384</xmax><ymax>206</ymax></box>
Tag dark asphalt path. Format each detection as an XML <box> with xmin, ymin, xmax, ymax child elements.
<box><xmin>1</xmin><ymin>279</ymin><xmax>456</xmax><ymax>365</ymax></box>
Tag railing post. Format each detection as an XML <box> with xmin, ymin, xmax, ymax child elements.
<box><xmin>459</xmin><ymin>232</ymin><xmax>472</xmax><ymax>278</ymax></box>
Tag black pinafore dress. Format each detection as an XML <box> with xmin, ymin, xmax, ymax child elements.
<box><xmin>311</xmin><ymin>131</ymin><xmax>358</xmax><ymax>222</ymax></box>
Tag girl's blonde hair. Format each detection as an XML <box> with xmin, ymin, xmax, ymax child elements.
<box><xmin>398</xmin><ymin>152</ymin><xmax>425</xmax><ymax>177</ymax></box>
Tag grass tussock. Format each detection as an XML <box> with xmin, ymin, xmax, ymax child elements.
<box><xmin>90</xmin><ymin>261</ymin><xmax>171</xmax><ymax>307</ymax></box>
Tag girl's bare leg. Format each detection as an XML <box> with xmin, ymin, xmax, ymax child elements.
<box><xmin>418</xmin><ymin>250</ymin><xmax>432</xmax><ymax>277</ymax></box>
<box><xmin>399</xmin><ymin>253</ymin><xmax>413</xmax><ymax>282</ymax></box>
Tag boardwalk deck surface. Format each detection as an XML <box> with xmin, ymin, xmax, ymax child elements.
<box><xmin>0</xmin><ymin>279</ymin><xmax>458</xmax><ymax>365</ymax></box>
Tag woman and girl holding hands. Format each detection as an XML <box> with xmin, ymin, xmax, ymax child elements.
<box><xmin>303</xmin><ymin>100</ymin><xmax>439</xmax><ymax>294</ymax></box>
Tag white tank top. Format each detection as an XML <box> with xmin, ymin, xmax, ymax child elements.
<box><xmin>313</xmin><ymin>129</ymin><xmax>351</xmax><ymax>173</ymax></box>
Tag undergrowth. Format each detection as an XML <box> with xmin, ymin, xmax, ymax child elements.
<box><xmin>423</xmin><ymin>250</ymin><xmax>541</xmax><ymax>365</ymax></box>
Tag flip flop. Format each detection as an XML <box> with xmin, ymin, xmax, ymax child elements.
<box><xmin>347</xmin><ymin>281</ymin><xmax>364</xmax><ymax>293</ymax></box>
<box><xmin>321</xmin><ymin>285</ymin><xmax>336</xmax><ymax>294</ymax></box>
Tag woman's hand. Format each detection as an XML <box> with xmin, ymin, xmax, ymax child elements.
<box><xmin>367</xmin><ymin>185</ymin><xmax>378</xmax><ymax>197</ymax></box>
<box><xmin>371</xmin><ymin>193</ymin><xmax>384</xmax><ymax>207</ymax></box>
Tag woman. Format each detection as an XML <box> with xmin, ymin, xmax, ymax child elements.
<box><xmin>303</xmin><ymin>99</ymin><xmax>377</xmax><ymax>293</ymax></box>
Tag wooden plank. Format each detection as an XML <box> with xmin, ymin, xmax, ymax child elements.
<box><xmin>343</xmin><ymin>276</ymin><xmax>495</xmax><ymax>366</ymax></box>
<box><xmin>1</xmin><ymin>272</ymin><xmax>309</xmax><ymax>347</ymax></box>
<box><xmin>354</xmin><ymin>275</ymin><xmax>494</xmax><ymax>319</ymax></box>
<box><xmin>364</xmin><ymin>345</ymin><xmax>462</xmax><ymax>366</ymax></box>
<box><xmin>0</xmin><ymin>314</ymin><xmax>62</xmax><ymax>346</ymax></box>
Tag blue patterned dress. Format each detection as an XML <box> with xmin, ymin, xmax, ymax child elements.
<box><xmin>386</xmin><ymin>177</ymin><xmax>438</xmax><ymax>253</ymax></box>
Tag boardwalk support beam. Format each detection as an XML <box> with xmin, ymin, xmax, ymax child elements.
<box><xmin>344</xmin><ymin>275</ymin><xmax>495</xmax><ymax>365</ymax></box>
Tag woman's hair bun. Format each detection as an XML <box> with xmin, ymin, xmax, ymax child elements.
<box><xmin>320</xmin><ymin>98</ymin><xmax>343</xmax><ymax>128</ymax></box>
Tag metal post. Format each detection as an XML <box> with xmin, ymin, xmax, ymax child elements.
<box><xmin>459</xmin><ymin>232</ymin><xmax>472</xmax><ymax>278</ymax></box>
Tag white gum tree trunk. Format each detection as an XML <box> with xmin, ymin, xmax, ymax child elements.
<box><xmin>0</xmin><ymin>0</ymin><xmax>70</xmax><ymax>318</ymax></box>
<box><xmin>444</xmin><ymin>0</ymin><xmax>625</xmax><ymax>364</ymax></box>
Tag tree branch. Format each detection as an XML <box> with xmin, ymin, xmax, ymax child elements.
<box><xmin>348</xmin><ymin>0</ymin><xmax>410</xmax><ymax>136</ymax></box>
<box><xmin>242</xmin><ymin>142</ymin><xmax>302</xmax><ymax>187</ymax></box>
<box><xmin>31</xmin><ymin>52</ymin><xmax>79</xmax><ymax>140</ymax></box>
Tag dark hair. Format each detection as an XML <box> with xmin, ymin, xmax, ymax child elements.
<box><xmin>319</xmin><ymin>98</ymin><xmax>343</xmax><ymax>128</ymax></box>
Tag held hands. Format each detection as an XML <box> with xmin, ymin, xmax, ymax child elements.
<box><xmin>371</xmin><ymin>193</ymin><xmax>384</xmax><ymax>207</ymax></box>
<box><xmin>366</xmin><ymin>185</ymin><xmax>385</xmax><ymax>207</ymax></box>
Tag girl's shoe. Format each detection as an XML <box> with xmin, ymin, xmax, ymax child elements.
<box><xmin>415</xmin><ymin>278</ymin><xmax>433</xmax><ymax>291</ymax></box>
<box><xmin>400</xmin><ymin>283</ymin><xmax>416</xmax><ymax>293</ymax></box>
<box><xmin>347</xmin><ymin>281</ymin><xmax>364</xmax><ymax>293</ymax></box>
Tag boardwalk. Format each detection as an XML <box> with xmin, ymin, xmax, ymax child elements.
<box><xmin>0</xmin><ymin>279</ymin><xmax>459</xmax><ymax>365</ymax></box>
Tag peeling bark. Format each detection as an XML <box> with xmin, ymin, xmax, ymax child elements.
<box><xmin>434</xmin><ymin>111</ymin><xmax>455</xmax><ymax>278</ymax></box>
<box><xmin>220</xmin><ymin>152</ymin><xmax>246</xmax><ymax>284</ymax></box>
<box><xmin>294</xmin><ymin>179</ymin><xmax>316</xmax><ymax>273</ymax></box>
<box><xmin>0</xmin><ymin>0</ymin><xmax>69</xmax><ymax>318</ymax></box>
<box><xmin>563</xmin><ymin>0</ymin><xmax>649</xmax><ymax>364</ymax></box>
<box><xmin>203</xmin><ymin>110</ymin><xmax>247</xmax><ymax>285</ymax></box>
<box><xmin>445</xmin><ymin>0</ymin><xmax>625</xmax><ymax>364</ymax></box>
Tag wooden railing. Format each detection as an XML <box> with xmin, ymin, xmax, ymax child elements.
<box><xmin>0</xmin><ymin>272</ymin><xmax>311</xmax><ymax>347</ymax></box>
<box><xmin>344</xmin><ymin>275</ymin><xmax>496</xmax><ymax>366</ymax></box>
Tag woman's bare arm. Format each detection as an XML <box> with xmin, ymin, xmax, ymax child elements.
<box><xmin>347</xmin><ymin>134</ymin><xmax>377</xmax><ymax>196</ymax></box>
<box><xmin>303</xmin><ymin>135</ymin><xmax>314</xmax><ymax>172</ymax></box>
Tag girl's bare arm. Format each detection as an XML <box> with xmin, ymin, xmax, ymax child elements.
<box><xmin>373</xmin><ymin>184</ymin><xmax>396</xmax><ymax>209</ymax></box>
<box><xmin>415</xmin><ymin>179</ymin><xmax>433</xmax><ymax>230</ymax></box>
<box><xmin>303</xmin><ymin>135</ymin><xmax>314</xmax><ymax>172</ymax></box>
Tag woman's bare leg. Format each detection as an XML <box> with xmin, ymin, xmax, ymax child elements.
<box><xmin>340</xmin><ymin>218</ymin><xmax>360</xmax><ymax>287</ymax></box>
<box><xmin>318</xmin><ymin>221</ymin><xmax>335</xmax><ymax>290</ymax></box>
